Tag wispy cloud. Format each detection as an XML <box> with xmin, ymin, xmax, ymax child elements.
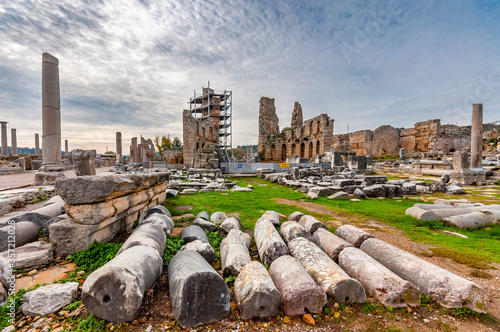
<box><xmin>0</xmin><ymin>0</ymin><xmax>499</xmax><ymax>152</ymax></box>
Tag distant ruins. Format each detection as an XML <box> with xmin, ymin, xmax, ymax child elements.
<box><xmin>183</xmin><ymin>84</ymin><xmax>233</xmax><ymax>168</ymax></box>
<box><xmin>258</xmin><ymin>97</ymin><xmax>334</xmax><ymax>162</ymax></box>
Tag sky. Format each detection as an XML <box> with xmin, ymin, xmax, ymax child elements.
<box><xmin>0</xmin><ymin>0</ymin><xmax>499</xmax><ymax>153</ymax></box>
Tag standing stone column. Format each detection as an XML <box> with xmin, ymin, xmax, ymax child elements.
<box><xmin>399</xmin><ymin>148</ymin><xmax>406</xmax><ymax>160</ymax></box>
<box><xmin>35</xmin><ymin>133</ymin><xmax>40</xmax><ymax>155</ymax></box>
<box><xmin>11</xmin><ymin>128</ymin><xmax>17</xmax><ymax>156</ymax></box>
<box><xmin>130</xmin><ymin>137</ymin><xmax>137</xmax><ymax>163</ymax></box>
<box><xmin>116</xmin><ymin>132</ymin><xmax>122</xmax><ymax>162</ymax></box>
<box><xmin>41</xmin><ymin>53</ymin><xmax>62</xmax><ymax>168</ymax></box>
<box><xmin>470</xmin><ymin>104</ymin><xmax>483</xmax><ymax>168</ymax></box>
<box><xmin>0</xmin><ymin>122</ymin><xmax>7</xmax><ymax>156</ymax></box>
<box><xmin>64</xmin><ymin>140</ymin><xmax>68</xmax><ymax>156</ymax></box>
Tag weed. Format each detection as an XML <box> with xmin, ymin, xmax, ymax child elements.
<box><xmin>421</xmin><ymin>294</ymin><xmax>432</xmax><ymax>305</ymax></box>
<box><xmin>387</xmin><ymin>306</ymin><xmax>394</xmax><ymax>313</ymax></box>
<box><xmin>74</xmin><ymin>314</ymin><xmax>106</xmax><ymax>331</ymax></box>
<box><xmin>38</xmin><ymin>227</ymin><xmax>45</xmax><ymax>238</ymax></box>
<box><xmin>65</xmin><ymin>300</ymin><xmax>82</xmax><ymax>312</ymax></box>
<box><xmin>362</xmin><ymin>302</ymin><xmax>377</xmax><ymax>313</ymax></box>
<box><xmin>207</xmin><ymin>232</ymin><xmax>224</xmax><ymax>261</ymax></box>
<box><xmin>163</xmin><ymin>236</ymin><xmax>184</xmax><ymax>268</ymax></box>
<box><xmin>225</xmin><ymin>275</ymin><xmax>236</xmax><ymax>286</ymax></box>
<box><xmin>70</xmin><ymin>241</ymin><xmax>122</xmax><ymax>272</ymax></box>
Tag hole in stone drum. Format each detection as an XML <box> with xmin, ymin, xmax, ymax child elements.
<box><xmin>103</xmin><ymin>295</ymin><xmax>111</xmax><ymax>304</ymax></box>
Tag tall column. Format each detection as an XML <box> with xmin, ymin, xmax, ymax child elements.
<box><xmin>11</xmin><ymin>128</ymin><xmax>17</xmax><ymax>156</ymax></box>
<box><xmin>116</xmin><ymin>132</ymin><xmax>122</xmax><ymax>162</ymax></box>
<box><xmin>35</xmin><ymin>133</ymin><xmax>40</xmax><ymax>155</ymax></box>
<box><xmin>130</xmin><ymin>137</ymin><xmax>137</xmax><ymax>163</ymax></box>
<box><xmin>41</xmin><ymin>53</ymin><xmax>62</xmax><ymax>168</ymax></box>
<box><xmin>64</xmin><ymin>140</ymin><xmax>69</xmax><ymax>156</ymax></box>
<box><xmin>0</xmin><ymin>122</ymin><xmax>7</xmax><ymax>156</ymax></box>
<box><xmin>470</xmin><ymin>104</ymin><xmax>483</xmax><ymax>168</ymax></box>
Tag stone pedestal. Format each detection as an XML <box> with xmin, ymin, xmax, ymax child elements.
<box><xmin>74</xmin><ymin>149</ymin><xmax>96</xmax><ymax>176</ymax></box>
<box><xmin>116</xmin><ymin>132</ymin><xmax>122</xmax><ymax>162</ymax></box>
<box><xmin>11</xmin><ymin>128</ymin><xmax>17</xmax><ymax>156</ymax></box>
<box><xmin>35</xmin><ymin>133</ymin><xmax>40</xmax><ymax>155</ymax></box>
<box><xmin>0</xmin><ymin>122</ymin><xmax>7</xmax><ymax>156</ymax></box>
<box><xmin>470</xmin><ymin>104</ymin><xmax>483</xmax><ymax>168</ymax></box>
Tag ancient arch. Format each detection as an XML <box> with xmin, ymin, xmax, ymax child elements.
<box><xmin>291</xmin><ymin>143</ymin><xmax>296</xmax><ymax>156</ymax></box>
<box><xmin>300</xmin><ymin>142</ymin><xmax>305</xmax><ymax>158</ymax></box>
<box><xmin>308</xmin><ymin>141</ymin><xmax>313</xmax><ymax>158</ymax></box>
<box><xmin>316</xmin><ymin>140</ymin><xmax>321</xmax><ymax>155</ymax></box>
<box><xmin>281</xmin><ymin>144</ymin><xmax>287</xmax><ymax>161</ymax></box>
<box><xmin>270</xmin><ymin>144</ymin><xmax>277</xmax><ymax>161</ymax></box>
<box><xmin>317</xmin><ymin>120</ymin><xmax>321</xmax><ymax>134</ymax></box>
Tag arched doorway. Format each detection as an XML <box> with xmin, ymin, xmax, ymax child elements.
<box><xmin>300</xmin><ymin>142</ymin><xmax>305</xmax><ymax>158</ymax></box>
<box><xmin>281</xmin><ymin>144</ymin><xmax>287</xmax><ymax>161</ymax></box>
<box><xmin>270</xmin><ymin>145</ymin><xmax>277</xmax><ymax>161</ymax></box>
<box><xmin>308</xmin><ymin>142</ymin><xmax>313</xmax><ymax>158</ymax></box>
<box><xmin>316</xmin><ymin>140</ymin><xmax>321</xmax><ymax>155</ymax></box>
<box><xmin>291</xmin><ymin>143</ymin><xmax>296</xmax><ymax>156</ymax></box>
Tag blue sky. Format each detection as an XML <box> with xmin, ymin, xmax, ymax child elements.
<box><xmin>0</xmin><ymin>0</ymin><xmax>499</xmax><ymax>152</ymax></box>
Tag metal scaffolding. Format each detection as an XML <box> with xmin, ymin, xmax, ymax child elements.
<box><xmin>189</xmin><ymin>82</ymin><xmax>234</xmax><ymax>162</ymax></box>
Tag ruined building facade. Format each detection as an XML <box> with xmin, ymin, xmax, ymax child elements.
<box><xmin>258</xmin><ymin>97</ymin><xmax>334</xmax><ymax>162</ymax></box>
<box><xmin>332</xmin><ymin>119</ymin><xmax>471</xmax><ymax>156</ymax></box>
<box><xmin>183</xmin><ymin>109</ymin><xmax>219</xmax><ymax>168</ymax></box>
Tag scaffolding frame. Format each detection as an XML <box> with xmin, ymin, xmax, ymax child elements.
<box><xmin>189</xmin><ymin>82</ymin><xmax>235</xmax><ymax>162</ymax></box>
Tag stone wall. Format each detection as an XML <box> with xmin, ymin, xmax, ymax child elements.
<box><xmin>333</xmin><ymin>119</ymin><xmax>472</xmax><ymax>156</ymax></box>
<box><xmin>258</xmin><ymin>97</ymin><xmax>334</xmax><ymax>162</ymax></box>
<box><xmin>183</xmin><ymin>109</ymin><xmax>219</xmax><ymax>168</ymax></box>
<box><xmin>49</xmin><ymin>172</ymin><xmax>169</xmax><ymax>255</ymax></box>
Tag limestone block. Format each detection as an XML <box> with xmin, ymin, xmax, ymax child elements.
<box><xmin>360</xmin><ymin>238</ymin><xmax>487</xmax><ymax>312</ymax></box>
<box><xmin>55</xmin><ymin>172</ymin><xmax>169</xmax><ymax>204</ymax></box>
<box><xmin>180</xmin><ymin>225</ymin><xmax>209</xmax><ymax>244</ymax></box>
<box><xmin>0</xmin><ymin>283</ymin><xmax>6</xmax><ymax>306</ymax></box>
<box><xmin>82</xmin><ymin>246</ymin><xmax>163</xmax><ymax>323</ymax></box>
<box><xmin>65</xmin><ymin>201</ymin><xmax>115</xmax><ymax>225</ymax></box>
<box><xmin>168</xmin><ymin>250</ymin><xmax>230</xmax><ymax>328</ymax></box>
<box><xmin>196</xmin><ymin>211</ymin><xmax>210</xmax><ymax>220</ymax></box>
<box><xmin>307</xmin><ymin>186</ymin><xmax>331</xmax><ymax>197</ymax></box>
<box><xmin>335</xmin><ymin>225</ymin><xmax>374</xmax><ymax>248</ymax></box>
<box><xmin>74</xmin><ymin>150</ymin><xmax>96</xmax><ymax>176</ymax></box>
<box><xmin>298</xmin><ymin>215</ymin><xmax>327</xmax><ymax>234</ymax></box>
<box><xmin>210</xmin><ymin>211</ymin><xmax>227</xmax><ymax>224</ymax></box>
<box><xmin>23</xmin><ymin>282</ymin><xmax>79</xmax><ymax>317</ymax></box>
<box><xmin>179</xmin><ymin>240</ymin><xmax>215</xmax><ymax>264</ymax></box>
<box><xmin>0</xmin><ymin>256</ymin><xmax>13</xmax><ymax>290</ymax></box>
<box><xmin>193</xmin><ymin>218</ymin><xmax>218</xmax><ymax>232</ymax></box>
<box><xmin>328</xmin><ymin>191</ymin><xmax>349</xmax><ymax>199</ymax></box>
<box><xmin>363</xmin><ymin>184</ymin><xmax>386</xmax><ymax>197</ymax></box>
<box><xmin>0</xmin><ymin>241</ymin><xmax>53</xmax><ymax>269</ymax></box>
<box><xmin>34</xmin><ymin>171</ymin><xmax>66</xmax><ymax>186</ymax></box>
<box><xmin>288</xmin><ymin>211</ymin><xmax>305</xmax><ymax>222</ymax></box>
<box><xmin>279</xmin><ymin>221</ymin><xmax>314</xmax><ymax>244</ymax></box>
<box><xmin>234</xmin><ymin>261</ymin><xmax>282</xmax><ymax>320</ymax></box>
<box><xmin>289</xmin><ymin>238</ymin><xmax>365</xmax><ymax>304</ymax></box>
<box><xmin>254</xmin><ymin>217</ymin><xmax>289</xmax><ymax>266</ymax></box>
<box><xmin>218</xmin><ymin>217</ymin><xmax>240</xmax><ymax>236</ymax></box>
<box><xmin>269</xmin><ymin>255</ymin><xmax>326</xmax><ymax>316</ymax></box>
<box><xmin>313</xmin><ymin>228</ymin><xmax>353</xmax><ymax>261</ymax></box>
<box><xmin>117</xmin><ymin>223</ymin><xmax>166</xmax><ymax>257</ymax></box>
<box><xmin>338</xmin><ymin>247</ymin><xmax>419</xmax><ymax>308</ymax></box>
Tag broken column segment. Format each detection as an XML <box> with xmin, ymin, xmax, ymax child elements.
<box><xmin>168</xmin><ymin>250</ymin><xmax>230</xmax><ymax>328</ymax></box>
<box><xmin>288</xmin><ymin>237</ymin><xmax>366</xmax><ymax>304</ymax></box>
<box><xmin>313</xmin><ymin>228</ymin><xmax>354</xmax><ymax>261</ymax></box>
<box><xmin>82</xmin><ymin>245</ymin><xmax>163</xmax><ymax>323</ymax></box>
<box><xmin>443</xmin><ymin>211</ymin><xmax>497</xmax><ymax>229</ymax></box>
<box><xmin>279</xmin><ymin>221</ymin><xmax>315</xmax><ymax>244</ymax></box>
<box><xmin>180</xmin><ymin>225</ymin><xmax>209</xmax><ymax>244</ymax></box>
<box><xmin>298</xmin><ymin>215</ymin><xmax>327</xmax><ymax>234</ymax></box>
<box><xmin>288</xmin><ymin>211</ymin><xmax>305</xmax><ymax>222</ymax></box>
<box><xmin>11</xmin><ymin>128</ymin><xmax>17</xmax><ymax>156</ymax></box>
<box><xmin>179</xmin><ymin>240</ymin><xmax>215</xmax><ymax>264</ymax></box>
<box><xmin>338</xmin><ymin>247</ymin><xmax>420</xmax><ymax>308</ymax></box>
<box><xmin>335</xmin><ymin>225</ymin><xmax>374</xmax><ymax>247</ymax></box>
<box><xmin>269</xmin><ymin>255</ymin><xmax>327</xmax><ymax>316</ymax></box>
<box><xmin>262</xmin><ymin>210</ymin><xmax>280</xmax><ymax>227</ymax></box>
<box><xmin>470</xmin><ymin>103</ymin><xmax>483</xmax><ymax>168</ymax></box>
<box><xmin>254</xmin><ymin>217</ymin><xmax>289</xmax><ymax>266</ymax></box>
<box><xmin>139</xmin><ymin>213</ymin><xmax>174</xmax><ymax>236</ymax></box>
<box><xmin>234</xmin><ymin>261</ymin><xmax>282</xmax><ymax>320</ymax></box>
<box><xmin>405</xmin><ymin>207</ymin><xmax>440</xmax><ymax>221</ymax></box>
<box><xmin>116</xmin><ymin>223</ymin><xmax>166</xmax><ymax>257</ymax></box>
<box><xmin>74</xmin><ymin>149</ymin><xmax>96</xmax><ymax>176</ymax></box>
<box><xmin>360</xmin><ymin>238</ymin><xmax>487</xmax><ymax>312</ymax></box>
<box><xmin>116</xmin><ymin>132</ymin><xmax>122</xmax><ymax>162</ymax></box>
<box><xmin>220</xmin><ymin>229</ymin><xmax>251</xmax><ymax>276</ymax></box>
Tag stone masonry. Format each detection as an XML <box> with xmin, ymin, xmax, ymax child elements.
<box><xmin>183</xmin><ymin>109</ymin><xmax>219</xmax><ymax>168</ymax></box>
<box><xmin>258</xmin><ymin>98</ymin><xmax>334</xmax><ymax>162</ymax></box>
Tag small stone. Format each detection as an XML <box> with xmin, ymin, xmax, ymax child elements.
<box><xmin>27</xmin><ymin>269</ymin><xmax>38</xmax><ymax>276</ymax></box>
<box><xmin>132</xmin><ymin>320</ymin><xmax>139</xmax><ymax>326</ymax></box>
<box><xmin>333</xmin><ymin>303</ymin><xmax>340</xmax><ymax>310</ymax></box>
<box><xmin>407</xmin><ymin>306</ymin><xmax>412</xmax><ymax>313</ymax></box>
<box><xmin>303</xmin><ymin>314</ymin><xmax>315</xmax><ymax>326</ymax></box>
<box><xmin>51</xmin><ymin>323</ymin><xmax>61</xmax><ymax>328</ymax></box>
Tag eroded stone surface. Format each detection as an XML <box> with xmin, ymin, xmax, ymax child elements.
<box><xmin>335</xmin><ymin>225</ymin><xmax>374</xmax><ymax>248</ymax></box>
<box><xmin>254</xmin><ymin>217</ymin><xmax>289</xmax><ymax>266</ymax></box>
<box><xmin>313</xmin><ymin>228</ymin><xmax>353</xmax><ymax>261</ymax></box>
<box><xmin>23</xmin><ymin>282</ymin><xmax>79</xmax><ymax>317</ymax></box>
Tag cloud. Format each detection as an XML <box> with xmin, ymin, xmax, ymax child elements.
<box><xmin>0</xmin><ymin>0</ymin><xmax>499</xmax><ymax>152</ymax></box>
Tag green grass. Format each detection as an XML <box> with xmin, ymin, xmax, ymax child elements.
<box><xmin>163</xmin><ymin>236</ymin><xmax>184</xmax><ymax>269</ymax></box>
<box><xmin>69</xmin><ymin>241</ymin><xmax>123</xmax><ymax>273</ymax></box>
<box><xmin>164</xmin><ymin>176</ymin><xmax>500</xmax><ymax>265</ymax></box>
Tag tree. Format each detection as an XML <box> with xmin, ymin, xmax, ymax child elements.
<box><xmin>154</xmin><ymin>135</ymin><xmax>172</xmax><ymax>158</ymax></box>
<box><xmin>172</xmin><ymin>136</ymin><xmax>182</xmax><ymax>148</ymax></box>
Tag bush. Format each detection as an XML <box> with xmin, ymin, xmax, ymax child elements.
<box><xmin>70</xmin><ymin>241</ymin><xmax>122</xmax><ymax>272</ymax></box>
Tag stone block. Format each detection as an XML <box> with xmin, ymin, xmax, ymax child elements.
<box><xmin>0</xmin><ymin>241</ymin><xmax>53</xmax><ymax>269</ymax></box>
<box><xmin>23</xmin><ymin>282</ymin><xmax>79</xmax><ymax>317</ymax></box>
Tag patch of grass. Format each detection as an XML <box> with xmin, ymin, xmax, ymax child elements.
<box><xmin>421</xmin><ymin>294</ymin><xmax>432</xmax><ymax>305</ymax></box>
<box><xmin>207</xmin><ymin>231</ymin><xmax>225</xmax><ymax>262</ymax></box>
<box><xmin>163</xmin><ymin>236</ymin><xmax>184</xmax><ymax>269</ymax></box>
<box><xmin>469</xmin><ymin>269</ymin><xmax>492</xmax><ymax>279</ymax></box>
<box><xmin>74</xmin><ymin>314</ymin><xmax>106</xmax><ymax>332</ymax></box>
<box><xmin>225</xmin><ymin>275</ymin><xmax>236</xmax><ymax>286</ymax></box>
<box><xmin>69</xmin><ymin>241</ymin><xmax>122</xmax><ymax>272</ymax></box>
<box><xmin>65</xmin><ymin>300</ymin><xmax>82</xmax><ymax>312</ymax></box>
<box><xmin>428</xmin><ymin>247</ymin><xmax>491</xmax><ymax>269</ymax></box>
<box><xmin>362</xmin><ymin>302</ymin><xmax>378</xmax><ymax>313</ymax></box>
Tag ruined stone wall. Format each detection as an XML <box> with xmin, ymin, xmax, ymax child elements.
<box><xmin>257</xmin><ymin>97</ymin><xmax>334</xmax><ymax>162</ymax></box>
<box><xmin>183</xmin><ymin>109</ymin><xmax>219</xmax><ymax>168</ymax></box>
<box><xmin>333</xmin><ymin>119</ymin><xmax>472</xmax><ymax>156</ymax></box>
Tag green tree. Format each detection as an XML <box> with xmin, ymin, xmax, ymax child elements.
<box><xmin>154</xmin><ymin>135</ymin><xmax>172</xmax><ymax>157</ymax></box>
<box><xmin>172</xmin><ymin>136</ymin><xmax>183</xmax><ymax>148</ymax></box>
